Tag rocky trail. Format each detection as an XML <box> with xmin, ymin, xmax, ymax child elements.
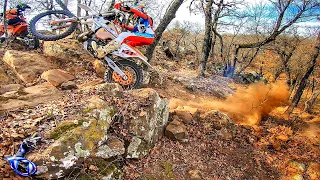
<box><xmin>0</xmin><ymin>40</ymin><xmax>319</xmax><ymax>179</ymax></box>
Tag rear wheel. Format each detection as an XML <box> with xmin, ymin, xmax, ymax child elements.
<box><xmin>29</xmin><ymin>10</ymin><xmax>77</xmax><ymax>41</ymax></box>
<box><xmin>104</xmin><ymin>59</ymin><xmax>143</xmax><ymax>90</ymax></box>
<box><xmin>18</xmin><ymin>30</ymin><xmax>40</xmax><ymax>49</ymax></box>
<box><xmin>25</xmin><ymin>36</ymin><xmax>40</xmax><ymax>49</ymax></box>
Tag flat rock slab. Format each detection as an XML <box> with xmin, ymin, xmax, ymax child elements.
<box><xmin>0</xmin><ymin>84</ymin><xmax>24</xmax><ymax>95</ymax></box>
<box><xmin>41</xmin><ymin>69</ymin><xmax>75</xmax><ymax>87</ymax></box>
<box><xmin>43</xmin><ymin>40</ymin><xmax>83</xmax><ymax>60</ymax></box>
<box><xmin>2</xmin><ymin>50</ymin><xmax>56</xmax><ymax>83</ymax></box>
<box><xmin>0</xmin><ymin>83</ymin><xmax>61</xmax><ymax>111</ymax></box>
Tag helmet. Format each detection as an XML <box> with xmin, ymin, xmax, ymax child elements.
<box><xmin>16</xmin><ymin>3</ymin><xmax>31</xmax><ymax>11</ymax></box>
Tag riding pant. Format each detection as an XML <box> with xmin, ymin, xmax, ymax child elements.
<box><xmin>115</xmin><ymin>32</ymin><xmax>154</xmax><ymax>47</ymax></box>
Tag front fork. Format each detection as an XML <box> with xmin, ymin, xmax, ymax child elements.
<box><xmin>104</xmin><ymin>57</ymin><xmax>128</xmax><ymax>80</ymax></box>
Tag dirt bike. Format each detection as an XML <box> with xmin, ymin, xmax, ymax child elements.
<box><xmin>29</xmin><ymin>2</ymin><xmax>152</xmax><ymax>89</ymax></box>
<box><xmin>0</xmin><ymin>5</ymin><xmax>39</xmax><ymax>49</ymax></box>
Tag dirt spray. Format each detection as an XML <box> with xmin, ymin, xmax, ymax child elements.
<box><xmin>169</xmin><ymin>81</ymin><xmax>290</xmax><ymax>125</ymax></box>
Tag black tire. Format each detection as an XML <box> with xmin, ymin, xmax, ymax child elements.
<box><xmin>104</xmin><ymin>59</ymin><xmax>143</xmax><ymax>90</ymax></box>
<box><xmin>18</xmin><ymin>30</ymin><xmax>40</xmax><ymax>49</ymax></box>
<box><xmin>24</xmin><ymin>36</ymin><xmax>40</xmax><ymax>49</ymax></box>
<box><xmin>31</xmin><ymin>37</ymin><xmax>40</xmax><ymax>49</ymax></box>
<box><xmin>29</xmin><ymin>10</ymin><xmax>77</xmax><ymax>41</ymax></box>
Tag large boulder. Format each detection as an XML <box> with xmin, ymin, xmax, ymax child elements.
<box><xmin>41</xmin><ymin>69</ymin><xmax>75</xmax><ymax>87</ymax></box>
<box><xmin>142</xmin><ymin>70</ymin><xmax>164</xmax><ymax>87</ymax></box>
<box><xmin>123</xmin><ymin>88</ymin><xmax>169</xmax><ymax>158</ymax></box>
<box><xmin>43</xmin><ymin>40</ymin><xmax>82</xmax><ymax>61</ymax></box>
<box><xmin>43</xmin><ymin>40</ymin><xmax>96</xmax><ymax>64</ymax></box>
<box><xmin>27</xmin><ymin>88</ymin><xmax>169</xmax><ymax>178</ymax></box>
<box><xmin>201</xmin><ymin>110</ymin><xmax>236</xmax><ymax>140</ymax></box>
<box><xmin>173</xmin><ymin>109</ymin><xmax>194</xmax><ymax>124</ymax></box>
<box><xmin>165</xmin><ymin>119</ymin><xmax>188</xmax><ymax>142</ymax></box>
<box><xmin>0</xmin><ymin>83</ymin><xmax>61</xmax><ymax>111</ymax></box>
<box><xmin>81</xmin><ymin>83</ymin><xmax>123</xmax><ymax>97</ymax></box>
<box><xmin>28</xmin><ymin>96</ymin><xmax>122</xmax><ymax>179</ymax></box>
<box><xmin>2</xmin><ymin>50</ymin><xmax>56</xmax><ymax>83</ymax></box>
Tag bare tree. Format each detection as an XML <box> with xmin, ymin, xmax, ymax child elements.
<box><xmin>3</xmin><ymin>0</ymin><xmax>8</xmax><ymax>39</ymax></box>
<box><xmin>189</xmin><ymin>0</ymin><xmax>245</xmax><ymax>77</ymax></box>
<box><xmin>171</xmin><ymin>21</ymin><xmax>192</xmax><ymax>58</ymax></box>
<box><xmin>287</xmin><ymin>31</ymin><xmax>320</xmax><ymax>114</ymax></box>
<box><xmin>199</xmin><ymin>0</ymin><xmax>213</xmax><ymax>77</ymax></box>
<box><xmin>145</xmin><ymin>0</ymin><xmax>185</xmax><ymax>61</ymax></box>
<box><xmin>77</xmin><ymin>0</ymin><xmax>81</xmax><ymax>16</ymax></box>
<box><xmin>224</xmin><ymin>0</ymin><xmax>320</xmax><ymax>78</ymax></box>
<box><xmin>304</xmin><ymin>89</ymin><xmax>320</xmax><ymax>113</ymax></box>
<box><xmin>108</xmin><ymin>0</ymin><xmax>115</xmax><ymax>11</ymax></box>
<box><xmin>34</xmin><ymin>0</ymin><xmax>54</xmax><ymax>11</ymax></box>
<box><xmin>189</xmin><ymin>22</ymin><xmax>203</xmax><ymax>62</ymax></box>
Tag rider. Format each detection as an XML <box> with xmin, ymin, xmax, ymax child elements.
<box><xmin>0</xmin><ymin>3</ymin><xmax>31</xmax><ymax>43</ymax></box>
<box><xmin>5</xmin><ymin>3</ymin><xmax>31</xmax><ymax>25</ymax></box>
<box><xmin>95</xmin><ymin>1</ymin><xmax>155</xmax><ymax>58</ymax></box>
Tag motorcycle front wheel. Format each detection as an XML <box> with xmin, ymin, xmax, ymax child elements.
<box><xmin>104</xmin><ymin>59</ymin><xmax>143</xmax><ymax>90</ymax></box>
<box><xmin>29</xmin><ymin>10</ymin><xmax>77</xmax><ymax>41</ymax></box>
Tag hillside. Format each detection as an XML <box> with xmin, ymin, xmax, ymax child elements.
<box><xmin>0</xmin><ymin>40</ymin><xmax>319</xmax><ymax>179</ymax></box>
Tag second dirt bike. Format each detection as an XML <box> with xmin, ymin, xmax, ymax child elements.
<box><xmin>29</xmin><ymin>3</ymin><xmax>152</xmax><ymax>89</ymax></box>
<box><xmin>0</xmin><ymin>4</ymin><xmax>39</xmax><ymax>49</ymax></box>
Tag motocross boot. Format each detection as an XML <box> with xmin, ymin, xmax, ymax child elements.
<box><xmin>93</xmin><ymin>39</ymin><xmax>121</xmax><ymax>59</ymax></box>
<box><xmin>0</xmin><ymin>37</ymin><xmax>6</xmax><ymax>44</ymax></box>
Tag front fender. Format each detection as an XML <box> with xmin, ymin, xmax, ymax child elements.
<box><xmin>112</xmin><ymin>43</ymin><xmax>154</xmax><ymax>69</ymax></box>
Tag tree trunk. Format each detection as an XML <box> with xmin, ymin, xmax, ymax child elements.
<box><xmin>77</xmin><ymin>0</ymin><xmax>82</xmax><ymax>16</ymax></box>
<box><xmin>210</xmin><ymin>30</ymin><xmax>217</xmax><ymax>58</ymax></box>
<box><xmin>64</xmin><ymin>0</ymin><xmax>69</xmax><ymax>7</ymax></box>
<box><xmin>3</xmin><ymin>0</ymin><xmax>8</xmax><ymax>38</ymax></box>
<box><xmin>108</xmin><ymin>0</ymin><xmax>116</xmax><ymax>11</ymax></box>
<box><xmin>145</xmin><ymin>0</ymin><xmax>185</xmax><ymax>61</ymax></box>
<box><xmin>304</xmin><ymin>90</ymin><xmax>320</xmax><ymax>113</ymax></box>
<box><xmin>287</xmin><ymin>32</ymin><xmax>320</xmax><ymax>114</ymax></box>
<box><xmin>199</xmin><ymin>0</ymin><xmax>214</xmax><ymax>77</ymax></box>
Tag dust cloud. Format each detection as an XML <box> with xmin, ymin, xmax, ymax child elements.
<box><xmin>170</xmin><ymin>81</ymin><xmax>290</xmax><ymax>126</ymax></box>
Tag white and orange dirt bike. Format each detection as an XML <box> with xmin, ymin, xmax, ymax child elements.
<box><xmin>29</xmin><ymin>1</ymin><xmax>153</xmax><ymax>89</ymax></box>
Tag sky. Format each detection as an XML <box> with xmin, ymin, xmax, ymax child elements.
<box><xmin>175</xmin><ymin>0</ymin><xmax>204</xmax><ymax>24</ymax></box>
<box><xmin>174</xmin><ymin>0</ymin><xmax>319</xmax><ymax>35</ymax></box>
<box><xmin>174</xmin><ymin>0</ymin><xmax>262</xmax><ymax>24</ymax></box>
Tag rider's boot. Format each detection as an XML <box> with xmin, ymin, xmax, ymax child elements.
<box><xmin>93</xmin><ymin>39</ymin><xmax>121</xmax><ymax>59</ymax></box>
<box><xmin>0</xmin><ymin>37</ymin><xmax>6</xmax><ymax>43</ymax></box>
